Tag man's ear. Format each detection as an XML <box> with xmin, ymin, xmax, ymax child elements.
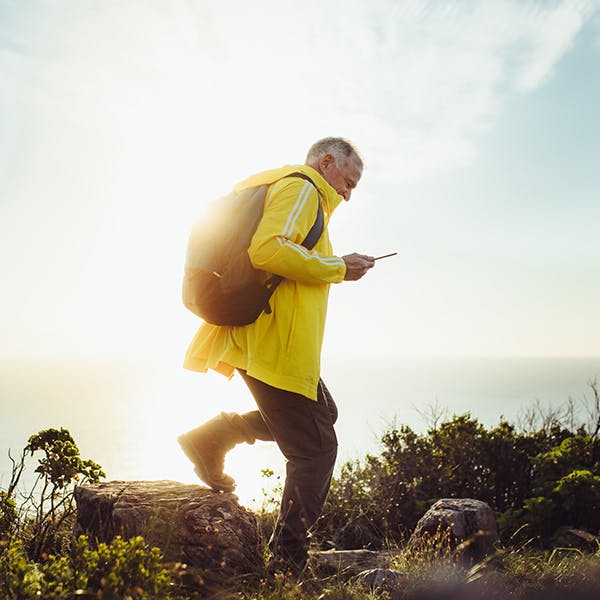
<box><xmin>319</xmin><ymin>153</ymin><xmax>335</xmax><ymax>171</ymax></box>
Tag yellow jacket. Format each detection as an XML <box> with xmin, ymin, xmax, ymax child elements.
<box><xmin>183</xmin><ymin>164</ymin><xmax>346</xmax><ymax>400</ymax></box>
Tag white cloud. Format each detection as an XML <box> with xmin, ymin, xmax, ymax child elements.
<box><xmin>302</xmin><ymin>0</ymin><xmax>598</xmax><ymax>182</ymax></box>
<box><xmin>1</xmin><ymin>0</ymin><xmax>598</xmax><ymax>186</ymax></box>
<box><xmin>509</xmin><ymin>2</ymin><xmax>592</xmax><ymax>92</ymax></box>
<box><xmin>590</xmin><ymin>2</ymin><xmax>600</xmax><ymax>45</ymax></box>
<box><xmin>1</xmin><ymin>0</ymin><xmax>599</xmax><ymax>358</ymax></box>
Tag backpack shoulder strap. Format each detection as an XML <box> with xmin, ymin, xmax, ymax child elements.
<box><xmin>261</xmin><ymin>172</ymin><xmax>325</xmax><ymax>313</ymax></box>
<box><xmin>302</xmin><ymin>199</ymin><xmax>323</xmax><ymax>250</ymax></box>
<box><xmin>285</xmin><ymin>172</ymin><xmax>324</xmax><ymax>250</ymax></box>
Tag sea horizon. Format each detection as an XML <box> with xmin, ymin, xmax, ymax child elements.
<box><xmin>2</xmin><ymin>355</ymin><xmax>599</xmax><ymax>507</ymax></box>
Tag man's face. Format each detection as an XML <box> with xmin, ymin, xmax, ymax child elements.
<box><xmin>318</xmin><ymin>154</ymin><xmax>362</xmax><ymax>202</ymax></box>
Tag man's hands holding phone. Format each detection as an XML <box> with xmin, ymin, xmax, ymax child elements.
<box><xmin>342</xmin><ymin>253</ymin><xmax>375</xmax><ymax>280</ymax></box>
<box><xmin>342</xmin><ymin>251</ymin><xmax>396</xmax><ymax>281</ymax></box>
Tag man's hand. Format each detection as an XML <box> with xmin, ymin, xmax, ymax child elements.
<box><xmin>342</xmin><ymin>253</ymin><xmax>375</xmax><ymax>281</ymax></box>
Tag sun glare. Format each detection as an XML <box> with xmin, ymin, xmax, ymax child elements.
<box><xmin>122</xmin><ymin>366</ymin><xmax>285</xmax><ymax>508</ymax></box>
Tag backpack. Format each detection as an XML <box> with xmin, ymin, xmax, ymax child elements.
<box><xmin>182</xmin><ymin>172</ymin><xmax>324</xmax><ymax>326</ymax></box>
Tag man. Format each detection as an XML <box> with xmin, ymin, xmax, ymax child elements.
<box><xmin>180</xmin><ymin>137</ymin><xmax>374</xmax><ymax>572</ymax></box>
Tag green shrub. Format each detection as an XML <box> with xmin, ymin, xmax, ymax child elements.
<box><xmin>0</xmin><ymin>538</ymin><xmax>45</xmax><ymax>600</ymax></box>
<box><xmin>71</xmin><ymin>535</ymin><xmax>175</xmax><ymax>599</ymax></box>
<box><xmin>0</xmin><ymin>491</ymin><xmax>17</xmax><ymax>536</ymax></box>
<box><xmin>3</xmin><ymin>427</ymin><xmax>105</xmax><ymax>559</ymax></box>
<box><xmin>0</xmin><ymin>535</ymin><xmax>179</xmax><ymax>600</ymax></box>
<box><xmin>318</xmin><ymin>407</ymin><xmax>600</xmax><ymax>550</ymax></box>
<box><xmin>25</xmin><ymin>428</ymin><xmax>104</xmax><ymax>490</ymax></box>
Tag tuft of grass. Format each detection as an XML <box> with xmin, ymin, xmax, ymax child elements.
<box><xmin>499</xmin><ymin>545</ymin><xmax>600</xmax><ymax>592</ymax></box>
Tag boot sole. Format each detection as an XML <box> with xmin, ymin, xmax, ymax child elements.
<box><xmin>177</xmin><ymin>434</ymin><xmax>236</xmax><ymax>493</ymax></box>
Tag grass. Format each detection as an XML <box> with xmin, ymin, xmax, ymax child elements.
<box><xmin>5</xmin><ymin>425</ymin><xmax>600</xmax><ymax>599</ymax></box>
<box><xmin>4</xmin><ymin>500</ymin><xmax>600</xmax><ymax>600</ymax></box>
<box><xmin>202</xmin><ymin>528</ymin><xmax>600</xmax><ymax>600</ymax></box>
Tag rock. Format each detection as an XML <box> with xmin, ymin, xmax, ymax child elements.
<box><xmin>74</xmin><ymin>480</ymin><xmax>261</xmax><ymax>575</ymax></box>
<box><xmin>552</xmin><ymin>527</ymin><xmax>598</xmax><ymax>552</ymax></box>
<box><xmin>409</xmin><ymin>498</ymin><xmax>498</xmax><ymax>563</ymax></box>
<box><xmin>310</xmin><ymin>548</ymin><xmax>392</xmax><ymax>574</ymax></box>
<box><xmin>353</xmin><ymin>568</ymin><xmax>407</xmax><ymax>595</ymax></box>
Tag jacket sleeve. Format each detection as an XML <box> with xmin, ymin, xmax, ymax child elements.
<box><xmin>248</xmin><ymin>177</ymin><xmax>347</xmax><ymax>284</ymax></box>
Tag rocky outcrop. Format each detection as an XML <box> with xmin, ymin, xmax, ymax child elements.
<box><xmin>408</xmin><ymin>498</ymin><xmax>498</xmax><ymax>563</ymax></box>
<box><xmin>311</xmin><ymin>549</ymin><xmax>407</xmax><ymax>596</ymax></box>
<box><xmin>311</xmin><ymin>548</ymin><xmax>392</xmax><ymax>573</ymax></box>
<box><xmin>74</xmin><ymin>483</ymin><xmax>499</xmax><ymax>587</ymax></box>
<box><xmin>74</xmin><ymin>480</ymin><xmax>260</xmax><ymax>575</ymax></box>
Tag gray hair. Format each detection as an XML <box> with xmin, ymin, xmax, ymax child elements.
<box><xmin>305</xmin><ymin>137</ymin><xmax>364</xmax><ymax>169</ymax></box>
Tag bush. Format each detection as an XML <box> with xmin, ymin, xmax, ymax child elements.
<box><xmin>0</xmin><ymin>535</ymin><xmax>179</xmax><ymax>600</ymax></box>
<box><xmin>317</xmin><ymin>396</ymin><xmax>600</xmax><ymax>550</ymax></box>
<box><xmin>71</xmin><ymin>535</ymin><xmax>175</xmax><ymax>599</ymax></box>
<box><xmin>0</xmin><ymin>428</ymin><xmax>192</xmax><ymax>599</ymax></box>
<box><xmin>0</xmin><ymin>491</ymin><xmax>17</xmax><ymax>536</ymax></box>
<box><xmin>3</xmin><ymin>427</ymin><xmax>105</xmax><ymax>559</ymax></box>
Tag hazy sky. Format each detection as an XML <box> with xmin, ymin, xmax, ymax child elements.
<box><xmin>1</xmin><ymin>0</ymin><xmax>600</xmax><ymax>362</ymax></box>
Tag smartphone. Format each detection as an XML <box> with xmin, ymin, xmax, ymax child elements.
<box><xmin>374</xmin><ymin>252</ymin><xmax>397</xmax><ymax>261</ymax></box>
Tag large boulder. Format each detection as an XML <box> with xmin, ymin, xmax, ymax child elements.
<box><xmin>409</xmin><ymin>498</ymin><xmax>498</xmax><ymax>563</ymax></box>
<box><xmin>74</xmin><ymin>480</ymin><xmax>261</xmax><ymax>575</ymax></box>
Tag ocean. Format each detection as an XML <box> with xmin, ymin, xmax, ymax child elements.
<box><xmin>1</xmin><ymin>356</ymin><xmax>598</xmax><ymax>507</ymax></box>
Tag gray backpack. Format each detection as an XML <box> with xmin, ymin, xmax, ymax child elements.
<box><xmin>182</xmin><ymin>173</ymin><xmax>324</xmax><ymax>326</ymax></box>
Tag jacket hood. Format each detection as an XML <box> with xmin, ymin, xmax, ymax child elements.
<box><xmin>234</xmin><ymin>164</ymin><xmax>345</xmax><ymax>215</ymax></box>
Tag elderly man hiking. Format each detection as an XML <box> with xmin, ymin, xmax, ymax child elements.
<box><xmin>179</xmin><ymin>137</ymin><xmax>374</xmax><ymax>574</ymax></box>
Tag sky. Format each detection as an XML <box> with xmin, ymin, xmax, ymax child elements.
<box><xmin>1</xmin><ymin>0</ymin><xmax>600</xmax><ymax>363</ymax></box>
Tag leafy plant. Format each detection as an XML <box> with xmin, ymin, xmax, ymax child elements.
<box><xmin>0</xmin><ymin>535</ymin><xmax>179</xmax><ymax>600</ymax></box>
<box><xmin>0</xmin><ymin>491</ymin><xmax>17</xmax><ymax>536</ymax></box>
<box><xmin>4</xmin><ymin>427</ymin><xmax>105</xmax><ymax>559</ymax></box>
<box><xmin>318</xmin><ymin>382</ymin><xmax>600</xmax><ymax>550</ymax></box>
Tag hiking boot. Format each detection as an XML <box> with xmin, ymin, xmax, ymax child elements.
<box><xmin>178</xmin><ymin>412</ymin><xmax>251</xmax><ymax>493</ymax></box>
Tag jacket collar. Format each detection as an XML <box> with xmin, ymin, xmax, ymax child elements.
<box><xmin>234</xmin><ymin>164</ymin><xmax>345</xmax><ymax>215</ymax></box>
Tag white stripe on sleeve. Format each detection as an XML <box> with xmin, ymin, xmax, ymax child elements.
<box><xmin>282</xmin><ymin>240</ymin><xmax>345</xmax><ymax>267</ymax></box>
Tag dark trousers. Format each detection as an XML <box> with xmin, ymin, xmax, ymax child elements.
<box><xmin>236</xmin><ymin>371</ymin><xmax>338</xmax><ymax>566</ymax></box>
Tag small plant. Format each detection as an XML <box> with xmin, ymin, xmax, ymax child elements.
<box><xmin>0</xmin><ymin>491</ymin><xmax>17</xmax><ymax>536</ymax></box>
<box><xmin>4</xmin><ymin>427</ymin><xmax>105</xmax><ymax>559</ymax></box>
<box><xmin>71</xmin><ymin>535</ymin><xmax>175</xmax><ymax>599</ymax></box>
<box><xmin>255</xmin><ymin>467</ymin><xmax>284</xmax><ymax>549</ymax></box>
<box><xmin>0</xmin><ymin>534</ymin><xmax>181</xmax><ymax>600</ymax></box>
